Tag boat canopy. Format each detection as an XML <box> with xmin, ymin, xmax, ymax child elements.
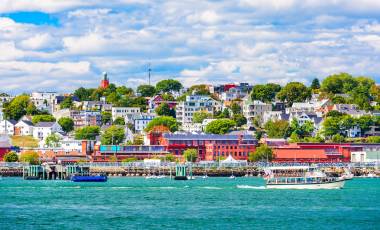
<box><xmin>266</xmin><ymin>166</ymin><xmax>311</xmax><ymax>171</ymax></box>
<box><xmin>221</xmin><ymin>155</ymin><xmax>239</xmax><ymax>164</ymax></box>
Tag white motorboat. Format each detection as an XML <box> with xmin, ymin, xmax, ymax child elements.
<box><xmin>229</xmin><ymin>175</ymin><xmax>236</xmax><ymax>179</ymax></box>
<box><xmin>202</xmin><ymin>175</ymin><xmax>208</xmax><ymax>179</ymax></box>
<box><xmin>264</xmin><ymin>166</ymin><xmax>345</xmax><ymax>189</ymax></box>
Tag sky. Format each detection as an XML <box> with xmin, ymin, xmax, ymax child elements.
<box><xmin>1</xmin><ymin>0</ymin><xmax>380</xmax><ymax>94</ymax></box>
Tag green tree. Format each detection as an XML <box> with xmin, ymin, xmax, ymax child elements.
<box><xmin>26</xmin><ymin>102</ymin><xmax>38</xmax><ymax>115</ymax></box>
<box><xmin>122</xmin><ymin>157</ymin><xmax>138</xmax><ymax>163</ymax></box>
<box><xmin>264</xmin><ymin>120</ymin><xmax>289</xmax><ymax>138</ymax></box>
<box><xmin>323</xmin><ymin>117</ymin><xmax>341</xmax><ymax>138</ymax></box>
<box><xmin>205</xmin><ymin>119</ymin><xmax>236</xmax><ymax>134</ymax></box>
<box><xmin>163</xmin><ymin>154</ymin><xmax>176</xmax><ymax>162</ymax></box>
<box><xmin>232</xmin><ymin>114</ymin><xmax>247</xmax><ymax>127</ymax></box>
<box><xmin>60</xmin><ymin>96</ymin><xmax>73</xmax><ymax>109</ymax></box>
<box><xmin>277</xmin><ymin>82</ymin><xmax>311</xmax><ymax>106</ymax></box>
<box><xmin>288</xmin><ymin>132</ymin><xmax>301</xmax><ymax>143</ymax></box>
<box><xmin>58</xmin><ymin>117</ymin><xmax>74</xmax><ymax>133</ymax></box>
<box><xmin>116</xmin><ymin>86</ymin><xmax>134</xmax><ymax>96</ymax></box>
<box><xmin>367</xmin><ymin>136</ymin><xmax>380</xmax><ymax>143</ymax></box>
<box><xmin>310</xmin><ymin>78</ymin><xmax>320</xmax><ymax>90</ymax></box>
<box><xmin>155</xmin><ymin>103</ymin><xmax>175</xmax><ymax>117</ymax></box>
<box><xmin>183</xmin><ymin>149</ymin><xmax>198</xmax><ymax>162</ymax></box>
<box><xmin>248</xmin><ymin>145</ymin><xmax>273</xmax><ymax>162</ymax></box>
<box><xmin>101</xmin><ymin>125</ymin><xmax>125</xmax><ymax>145</ymax></box>
<box><xmin>101</xmin><ymin>111</ymin><xmax>112</xmax><ymax>125</ymax></box>
<box><xmin>355</xmin><ymin>115</ymin><xmax>374</xmax><ymax>135</ymax></box>
<box><xmin>250</xmin><ymin>83</ymin><xmax>281</xmax><ymax>102</ymax></box>
<box><xmin>217</xmin><ymin>108</ymin><xmax>230</xmax><ymax>118</ymax></box>
<box><xmin>137</xmin><ymin>85</ymin><xmax>156</xmax><ymax>97</ymax></box>
<box><xmin>321</xmin><ymin>73</ymin><xmax>357</xmax><ymax>94</ymax></box>
<box><xmin>19</xmin><ymin>151</ymin><xmax>39</xmax><ymax>165</ymax></box>
<box><xmin>3</xmin><ymin>95</ymin><xmax>30</xmax><ymax>120</ymax></box>
<box><xmin>331</xmin><ymin>95</ymin><xmax>347</xmax><ymax>104</ymax></box>
<box><xmin>230</xmin><ymin>102</ymin><xmax>242</xmax><ymax>114</ymax></box>
<box><xmin>106</xmin><ymin>92</ymin><xmax>121</xmax><ymax>104</ymax></box>
<box><xmin>74</xmin><ymin>87</ymin><xmax>95</xmax><ymax>101</ymax></box>
<box><xmin>45</xmin><ymin>133</ymin><xmax>61</xmax><ymax>147</ymax></box>
<box><xmin>331</xmin><ymin>134</ymin><xmax>345</xmax><ymax>143</ymax></box>
<box><xmin>192</xmin><ymin>111</ymin><xmax>212</xmax><ymax>123</ymax></box>
<box><xmin>326</xmin><ymin>110</ymin><xmax>345</xmax><ymax>118</ymax></box>
<box><xmin>75</xmin><ymin>126</ymin><xmax>100</xmax><ymax>140</ymax></box>
<box><xmin>3</xmin><ymin>151</ymin><xmax>18</xmax><ymax>162</ymax></box>
<box><xmin>32</xmin><ymin>114</ymin><xmax>56</xmax><ymax>124</ymax></box>
<box><xmin>113</xmin><ymin>117</ymin><xmax>125</xmax><ymax>125</ymax></box>
<box><xmin>189</xmin><ymin>84</ymin><xmax>210</xmax><ymax>95</ymax></box>
<box><xmin>156</xmin><ymin>79</ymin><xmax>183</xmax><ymax>92</ymax></box>
<box><xmin>145</xmin><ymin>116</ymin><xmax>179</xmax><ymax>132</ymax></box>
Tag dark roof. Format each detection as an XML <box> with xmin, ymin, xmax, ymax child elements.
<box><xmin>35</xmin><ymin>122</ymin><xmax>56</xmax><ymax>127</ymax></box>
<box><xmin>19</xmin><ymin>120</ymin><xmax>34</xmax><ymax>126</ymax></box>
<box><xmin>163</xmin><ymin>133</ymin><xmax>257</xmax><ymax>141</ymax></box>
<box><xmin>8</xmin><ymin>119</ymin><xmax>17</xmax><ymax>125</ymax></box>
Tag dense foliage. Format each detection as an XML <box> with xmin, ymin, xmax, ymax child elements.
<box><xmin>58</xmin><ymin>117</ymin><xmax>74</xmax><ymax>133</ymax></box>
<box><xmin>277</xmin><ymin>82</ymin><xmax>312</xmax><ymax>106</ymax></box>
<box><xmin>3</xmin><ymin>151</ymin><xmax>18</xmax><ymax>162</ymax></box>
<box><xmin>250</xmin><ymin>83</ymin><xmax>281</xmax><ymax>102</ymax></box>
<box><xmin>183</xmin><ymin>149</ymin><xmax>198</xmax><ymax>162</ymax></box>
<box><xmin>192</xmin><ymin>111</ymin><xmax>212</xmax><ymax>123</ymax></box>
<box><xmin>145</xmin><ymin>116</ymin><xmax>179</xmax><ymax>132</ymax></box>
<box><xmin>75</xmin><ymin>126</ymin><xmax>100</xmax><ymax>140</ymax></box>
<box><xmin>32</xmin><ymin>114</ymin><xmax>56</xmax><ymax>124</ymax></box>
<box><xmin>205</xmin><ymin>119</ymin><xmax>236</xmax><ymax>134</ymax></box>
<box><xmin>249</xmin><ymin>145</ymin><xmax>273</xmax><ymax>162</ymax></box>
<box><xmin>101</xmin><ymin>125</ymin><xmax>125</xmax><ymax>145</ymax></box>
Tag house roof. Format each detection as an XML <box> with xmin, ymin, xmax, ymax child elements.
<box><xmin>34</xmin><ymin>122</ymin><xmax>56</xmax><ymax>127</ymax></box>
<box><xmin>162</xmin><ymin>133</ymin><xmax>257</xmax><ymax>141</ymax></box>
<box><xmin>17</xmin><ymin>120</ymin><xmax>34</xmax><ymax>126</ymax></box>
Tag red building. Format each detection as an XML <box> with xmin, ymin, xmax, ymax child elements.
<box><xmin>273</xmin><ymin>143</ymin><xmax>363</xmax><ymax>162</ymax></box>
<box><xmin>0</xmin><ymin>136</ymin><xmax>12</xmax><ymax>161</ymax></box>
<box><xmin>159</xmin><ymin>133</ymin><xmax>257</xmax><ymax>161</ymax></box>
<box><xmin>100</xmin><ymin>72</ymin><xmax>109</xmax><ymax>89</ymax></box>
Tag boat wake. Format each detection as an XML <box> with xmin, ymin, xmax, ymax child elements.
<box><xmin>197</xmin><ymin>186</ymin><xmax>223</xmax><ymax>190</ymax></box>
<box><xmin>237</xmin><ymin>185</ymin><xmax>266</xmax><ymax>190</ymax></box>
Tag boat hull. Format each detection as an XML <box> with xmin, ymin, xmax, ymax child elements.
<box><xmin>266</xmin><ymin>180</ymin><xmax>345</xmax><ymax>189</ymax></box>
<box><xmin>71</xmin><ymin>175</ymin><xmax>107</xmax><ymax>182</ymax></box>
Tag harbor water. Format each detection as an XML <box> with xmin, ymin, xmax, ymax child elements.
<box><xmin>1</xmin><ymin>177</ymin><xmax>379</xmax><ymax>229</ymax></box>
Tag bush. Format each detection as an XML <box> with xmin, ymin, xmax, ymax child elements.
<box><xmin>3</xmin><ymin>151</ymin><xmax>18</xmax><ymax>162</ymax></box>
<box><xmin>19</xmin><ymin>151</ymin><xmax>39</xmax><ymax>165</ymax></box>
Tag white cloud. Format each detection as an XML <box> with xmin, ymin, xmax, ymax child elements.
<box><xmin>19</xmin><ymin>33</ymin><xmax>57</xmax><ymax>50</ymax></box>
<box><xmin>1</xmin><ymin>1</ymin><xmax>380</xmax><ymax>92</ymax></box>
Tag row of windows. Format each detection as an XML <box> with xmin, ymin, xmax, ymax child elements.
<box><xmin>213</xmin><ymin>152</ymin><xmax>248</xmax><ymax>157</ymax></box>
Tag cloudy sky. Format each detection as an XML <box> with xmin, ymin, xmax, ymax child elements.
<box><xmin>1</xmin><ymin>0</ymin><xmax>380</xmax><ymax>94</ymax></box>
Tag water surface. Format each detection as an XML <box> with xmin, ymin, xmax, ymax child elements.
<box><xmin>1</xmin><ymin>177</ymin><xmax>379</xmax><ymax>229</ymax></box>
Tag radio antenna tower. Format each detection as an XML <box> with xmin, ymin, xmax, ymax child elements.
<box><xmin>148</xmin><ymin>63</ymin><xmax>152</xmax><ymax>85</ymax></box>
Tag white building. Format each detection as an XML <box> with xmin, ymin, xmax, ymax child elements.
<box><xmin>112</xmin><ymin>107</ymin><xmax>141</xmax><ymax>121</ymax></box>
<box><xmin>33</xmin><ymin>122</ymin><xmax>63</xmax><ymax>141</ymax></box>
<box><xmin>0</xmin><ymin>120</ymin><xmax>16</xmax><ymax>135</ymax></box>
<box><xmin>220</xmin><ymin>87</ymin><xmax>248</xmax><ymax>101</ymax></box>
<box><xmin>133</xmin><ymin>113</ymin><xmax>156</xmax><ymax>133</ymax></box>
<box><xmin>263</xmin><ymin>111</ymin><xmax>284</xmax><ymax>125</ymax></box>
<box><xmin>176</xmin><ymin>95</ymin><xmax>222</xmax><ymax>124</ymax></box>
<box><xmin>242</xmin><ymin>97</ymin><xmax>272</xmax><ymax>127</ymax></box>
<box><xmin>30</xmin><ymin>92</ymin><xmax>58</xmax><ymax>113</ymax></box>
<box><xmin>14</xmin><ymin>120</ymin><xmax>34</xmax><ymax>136</ymax></box>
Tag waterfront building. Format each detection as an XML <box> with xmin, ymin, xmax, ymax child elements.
<box><xmin>159</xmin><ymin>133</ymin><xmax>257</xmax><ymax>160</ymax></box>
<box><xmin>94</xmin><ymin>145</ymin><xmax>169</xmax><ymax>161</ymax></box>
<box><xmin>176</xmin><ymin>95</ymin><xmax>222</xmax><ymax>124</ymax></box>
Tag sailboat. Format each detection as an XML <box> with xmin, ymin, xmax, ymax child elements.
<box><xmin>229</xmin><ymin>169</ymin><xmax>236</xmax><ymax>179</ymax></box>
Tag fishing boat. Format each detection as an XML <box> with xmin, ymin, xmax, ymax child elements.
<box><xmin>264</xmin><ymin>166</ymin><xmax>345</xmax><ymax>189</ymax></box>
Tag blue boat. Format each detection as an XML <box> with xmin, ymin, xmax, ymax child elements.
<box><xmin>71</xmin><ymin>174</ymin><xmax>107</xmax><ymax>182</ymax></box>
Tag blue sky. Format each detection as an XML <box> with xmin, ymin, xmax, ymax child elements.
<box><xmin>1</xmin><ymin>0</ymin><xmax>380</xmax><ymax>94</ymax></box>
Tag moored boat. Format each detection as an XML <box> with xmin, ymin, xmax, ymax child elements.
<box><xmin>264</xmin><ymin>166</ymin><xmax>345</xmax><ymax>189</ymax></box>
<box><xmin>71</xmin><ymin>174</ymin><xmax>107</xmax><ymax>182</ymax></box>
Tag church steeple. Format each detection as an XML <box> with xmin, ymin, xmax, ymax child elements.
<box><xmin>100</xmin><ymin>72</ymin><xmax>109</xmax><ymax>89</ymax></box>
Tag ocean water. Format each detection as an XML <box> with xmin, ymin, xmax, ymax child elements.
<box><xmin>0</xmin><ymin>177</ymin><xmax>379</xmax><ymax>230</ymax></box>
